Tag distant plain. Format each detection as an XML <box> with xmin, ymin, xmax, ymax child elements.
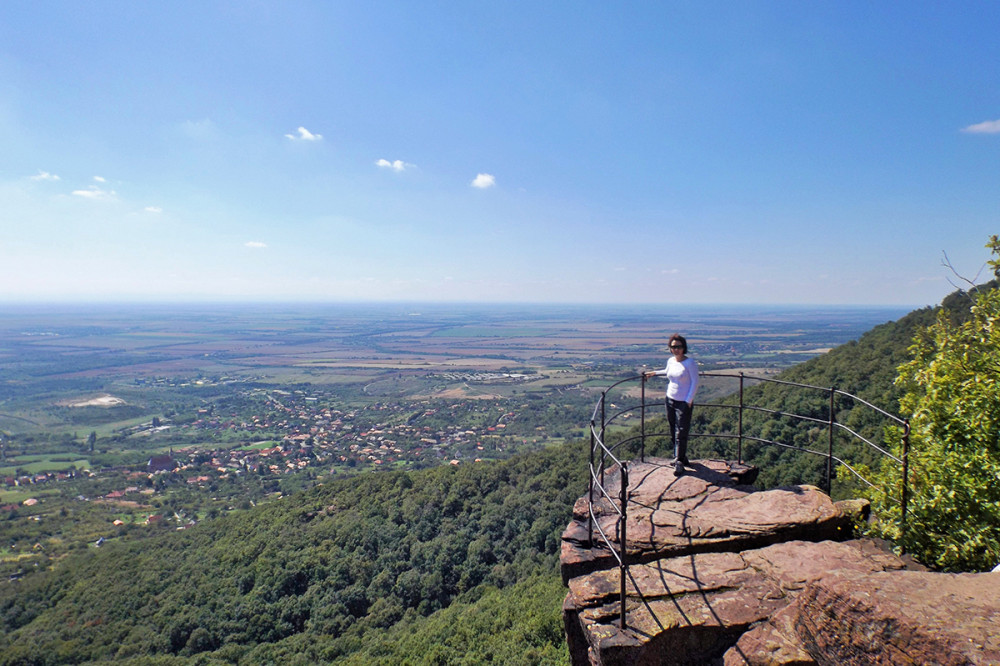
<box><xmin>0</xmin><ymin>301</ymin><xmax>909</xmax><ymax>479</ymax></box>
<box><xmin>0</xmin><ymin>302</ymin><xmax>910</xmax><ymax>430</ymax></box>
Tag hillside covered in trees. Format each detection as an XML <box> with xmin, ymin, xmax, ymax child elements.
<box><xmin>0</xmin><ymin>287</ymin><xmax>990</xmax><ymax>664</ymax></box>
<box><xmin>0</xmin><ymin>442</ymin><xmax>586</xmax><ymax>664</ymax></box>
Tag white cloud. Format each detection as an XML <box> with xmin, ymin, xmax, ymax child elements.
<box><xmin>72</xmin><ymin>187</ymin><xmax>116</xmax><ymax>201</ymax></box>
<box><xmin>30</xmin><ymin>171</ymin><xmax>60</xmax><ymax>181</ymax></box>
<box><xmin>285</xmin><ymin>126</ymin><xmax>322</xmax><ymax>141</ymax></box>
<box><xmin>961</xmin><ymin>119</ymin><xmax>1000</xmax><ymax>134</ymax></box>
<box><xmin>245</xmin><ymin>241</ymin><xmax>268</xmax><ymax>248</ymax></box>
<box><xmin>471</xmin><ymin>173</ymin><xmax>496</xmax><ymax>189</ymax></box>
<box><xmin>93</xmin><ymin>175</ymin><xmax>106</xmax><ymax>183</ymax></box>
<box><xmin>144</xmin><ymin>206</ymin><xmax>163</xmax><ymax>213</ymax></box>
<box><xmin>376</xmin><ymin>158</ymin><xmax>411</xmax><ymax>172</ymax></box>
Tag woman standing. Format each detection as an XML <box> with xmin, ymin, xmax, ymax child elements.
<box><xmin>643</xmin><ymin>333</ymin><xmax>699</xmax><ymax>475</ymax></box>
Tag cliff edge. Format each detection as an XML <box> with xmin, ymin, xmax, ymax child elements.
<box><xmin>560</xmin><ymin>458</ymin><xmax>1000</xmax><ymax>665</ymax></box>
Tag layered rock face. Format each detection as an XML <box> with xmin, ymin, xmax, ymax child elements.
<box><xmin>560</xmin><ymin>458</ymin><xmax>1000</xmax><ymax>665</ymax></box>
<box><xmin>732</xmin><ymin>569</ymin><xmax>1000</xmax><ymax>665</ymax></box>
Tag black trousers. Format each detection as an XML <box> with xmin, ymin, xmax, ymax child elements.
<box><xmin>666</xmin><ymin>397</ymin><xmax>693</xmax><ymax>462</ymax></box>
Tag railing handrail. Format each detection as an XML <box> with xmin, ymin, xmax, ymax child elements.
<box><xmin>701</xmin><ymin>371</ymin><xmax>908</xmax><ymax>424</ymax></box>
<box><xmin>586</xmin><ymin>371</ymin><xmax>910</xmax><ymax>630</ymax></box>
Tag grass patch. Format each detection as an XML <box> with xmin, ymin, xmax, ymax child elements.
<box><xmin>0</xmin><ymin>458</ymin><xmax>90</xmax><ymax>476</ymax></box>
<box><xmin>0</xmin><ymin>487</ymin><xmax>60</xmax><ymax>503</ymax></box>
<box><xmin>239</xmin><ymin>441</ymin><xmax>280</xmax><ymax>450</ymax></box>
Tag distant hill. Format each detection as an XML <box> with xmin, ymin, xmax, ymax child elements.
<box><xmin>0</xmin><ymin>290</ymin><xmax>978</xmax><ymax>665</ymax></box>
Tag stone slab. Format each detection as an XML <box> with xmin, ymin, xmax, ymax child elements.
<box><xmin>561</xmin><ymin>458</ymin><xmax>851</xmax><ymax>582</ymax></box>
<box><xmin>564</xmin><ymin>540</ymin><xmax>908</xmax><ymax>666</ymax></box>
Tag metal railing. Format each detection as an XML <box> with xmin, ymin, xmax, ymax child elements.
<box><xmin>587</xmin><ymin>371</ymin><xmax>910</xmax><ymax>629</ymax></box>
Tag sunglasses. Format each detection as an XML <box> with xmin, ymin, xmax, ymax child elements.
<box><xmin>670</xmin><ymin>345</ymin><xmax>684</xmax><ymax>350</ymax></box>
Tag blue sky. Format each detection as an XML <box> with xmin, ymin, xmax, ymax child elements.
<box><xmin>1</xmin><ymin>2</ymin><xmax>997</xmax><ymax>306</ymax></box>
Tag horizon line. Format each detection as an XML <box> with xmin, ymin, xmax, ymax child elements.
<box><xmin>0</xmin><ymin>299</ymin><xmax>923</xmax><ymax>309</ymax></box>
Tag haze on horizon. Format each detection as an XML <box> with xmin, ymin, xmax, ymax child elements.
<box><xmin>1</xmin><ymin>3</ymin><xmax>997</xmax><ymax>308</ymax></box>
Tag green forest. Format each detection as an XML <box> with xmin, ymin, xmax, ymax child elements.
<box><xmin>2</xmin><ymin>278</ymin><xmax>998</xmax><ymax>664</ymax></box>
<box><xmin>1</xmin><ymin>443</ymin><xmax>586</xmax><ymax>665</ymax></box>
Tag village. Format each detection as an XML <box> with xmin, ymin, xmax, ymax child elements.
<box><xmin>172</xmin><ymin>387</ymin><xmax>525</xmax><ymax>476</ymax></box>
<box><xmin>3</xmin><ymin>384</ymin><xmax>582</xmax><ymax>552</ymax></box>
<box><xmin>2</xmin><ymin>383</ymin><xmax>589</xmax><ymax>578</ymax></box>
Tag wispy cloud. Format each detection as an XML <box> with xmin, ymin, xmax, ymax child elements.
<box><xmin>245</xmin><ymin>241</ymin><xmax>268</xmax><ymax>248</ymax></box>
<box><xmin>471</xmin><ymin>173</ymin><xmax>496</xmax><ymax>189</ymax></box>
<box><xmin>72</xmin><ymin>186</ymin><xmax>116</xmax><ymax>201</ymax></box>
<box><xmin>376</xmin><ymin>158</ymin><xmax>412</xmax><ymax>172</ymax></box>
<box><xmin>961</xmin><ymin>118</ymin><xmax>1000</xmax><ymax>134</ymax></box>
<box><xmin>144</xmin><ymin>206</ymin><xmax>163</xmax><ymax>213</ymax></box>
<box><xmin>285</xmin><ymin>126</ymin><xmax>322</xmax><ymax>141</ymax></box>
<box><xmin>93</xmin><ymin>175</ymin><xmax>107</xmax><ymax>183</ymax></box>
<box><xmin>30</xmin><ymin>171</ymin><xmax>60</xmax><ymax>181</ymax></box>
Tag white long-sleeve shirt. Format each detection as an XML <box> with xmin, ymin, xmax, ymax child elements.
<box><xmin>653</xmin><ymin>357</ymin><xmax>699</xmax><ymax>403</ymax></box>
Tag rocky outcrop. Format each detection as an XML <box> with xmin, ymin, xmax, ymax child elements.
<box><xmin>728</xmin><ymin>570</ymin><xmax>1000</xmax><ymax>665</ymax></box>
<box><xmin>560</xmin><ymin>458</ymin><xmax>998</xmax><ymax>665</ymax></box>
<box><xmin>561</xmin><ymin>459</ymin><xmax>852</xmax><ymax>583</ymax></box>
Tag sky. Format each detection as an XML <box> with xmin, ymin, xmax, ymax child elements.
<box><xmin>0</xmin><ymin>2</ymin><xmax>997</xmax><ymax>306</ymax></box>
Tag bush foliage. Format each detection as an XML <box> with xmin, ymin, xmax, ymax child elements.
<box><xmin>863</xmin><ymin>238</ymin><xmax>1000</xmax><ymax>571</ymax></box>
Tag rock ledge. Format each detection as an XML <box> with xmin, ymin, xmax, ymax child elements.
<box><xmin>561</xmin><ymin>458</ymin><xmax>995</xmax><ymax>665</ymax></box>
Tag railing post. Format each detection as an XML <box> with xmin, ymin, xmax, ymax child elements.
<box><xmin>738</xmin><ymin>373</ymin><xmax>744</xmax><ymax>464</ymax></box>
<box><xmin>901</xmin><ymin>419</ymin><xmax>910</xmax><ymax>553</ymax></box>
<box><xmin>588</xmin><ymin>418</ymin><xmax>595</xmax><ymax>545</ymax></box>
<box><xmin>827</xmin><ymin>387</ymin><xmax>835</xmax><ymax>495</ymax></box>
<box><xmin>640</xmin><ymin>373</ymin><xmax>646</xmax><ymax>462</ymax></box>
<box><xmin>600</xmin><ymin>391</ymin><xmax>607</xmax><ymax>486</ymax></box>
<box><xmin>619</xmin><ymin>462</ymin><xmax>629</xmax><ymax>630</ymax></box>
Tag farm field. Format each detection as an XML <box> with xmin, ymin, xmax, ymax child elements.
<box><xmin>0</xmin><ymin>302</ymin><xmax>909</xmax><ymax>434</ymax></box>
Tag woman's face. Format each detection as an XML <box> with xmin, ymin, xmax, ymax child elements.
<box><xmin>670</xmin><ymin>341</ymin><xmax>685</xmax><ymax>356</ymax></box>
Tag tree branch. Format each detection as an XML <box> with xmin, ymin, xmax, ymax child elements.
<box><xmin>941</xmin><ymin>251</ymin><xmax>987</xmax><ymax>298</ymax></box>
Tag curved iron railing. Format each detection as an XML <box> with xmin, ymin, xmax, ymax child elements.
<box><xmin>587</xmin><ymin>371</ymin><xmax>910</xmax><ymax>629</ymax></box>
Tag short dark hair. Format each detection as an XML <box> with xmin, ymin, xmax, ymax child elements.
<box><xmin>669</xmin><ymin>333</ymin><xmax>687</xmax><ymax>353</ymax></box>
